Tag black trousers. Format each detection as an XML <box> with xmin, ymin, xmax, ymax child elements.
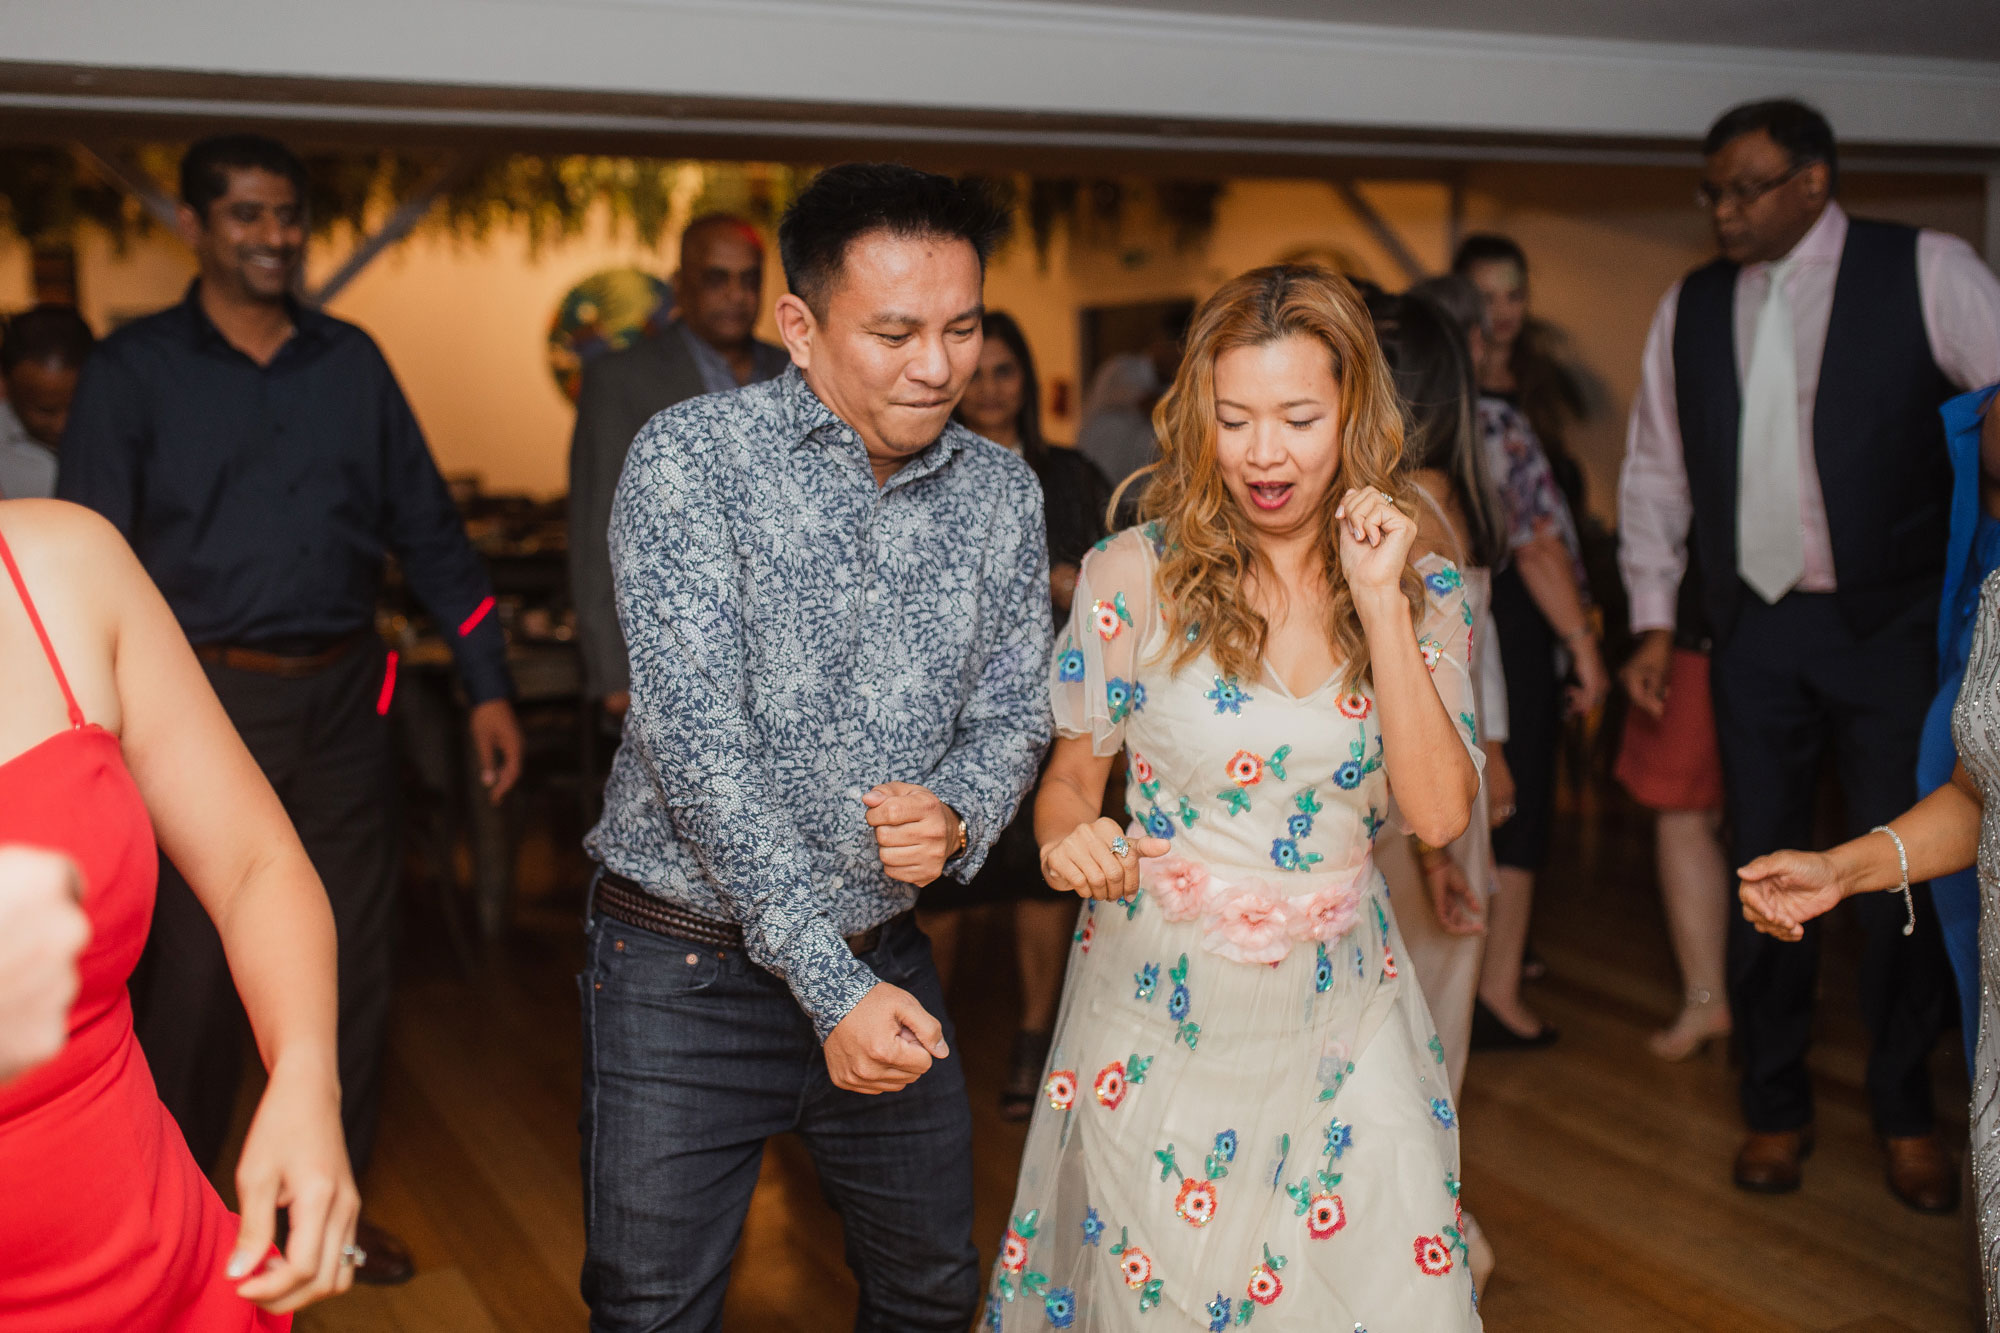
<box><xmin>1489</xmin><ymin>562</ymin><xmax>1562</xmax><ymax>872</ymax></box>
<box><xmin>131</xmin><ymin>643</ymin><xmax>400</xmax><ymax>1176</ymax></box>
<box><xmin>1709</xmin><ymin>589</ymin><xmax>1950</xmax><ymax>1136</ymax></box>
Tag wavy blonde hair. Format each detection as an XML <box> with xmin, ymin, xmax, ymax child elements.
<box><xmin>1125</xmin><ymin>264</ymin><xmax>1422</xmax><ymax>693</ymax></box>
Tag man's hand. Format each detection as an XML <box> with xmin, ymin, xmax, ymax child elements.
<box><xmin>469</xmin><ymin>698</ymin><xmax>524</xmax><ymax>805</ymax></box>
<box><xmin>0</xmin><ymin>846</ymin><xmax>89</xmax><ymax>1084</ymax></box>
<box><xmin>1619</xmin><ymin>629</ymin><xmax>1675</xmax><ymax>720</ymax></box>
<box><xmin>864</xmin><ymin>783</ymin><xmax>958</xmax><ymax>885</ymax></box>
<box><xmin>823</xmin><ymin>982</ymin><xmax>949</xmax><ymax>1094</ymax></box>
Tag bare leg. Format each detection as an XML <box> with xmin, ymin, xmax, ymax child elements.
<box><xmin>1478</xmin><ymin>866</ymin><xmax>1549</xmax><ymax>1035</ymax></box>
<box><xmin>917</xmin><ymin>909</ymin><xmax>961</xmax><ymax>997</ymax></box>
<box><xmin>1015</xmin><ymin>897</ymin><xmax>1079</xmax><ymax>1034</ymax></box>
<box><xmin>1648</xmin><ymin>807</ymin><xmax>1734</xmax><ymax>1059</ymax></box>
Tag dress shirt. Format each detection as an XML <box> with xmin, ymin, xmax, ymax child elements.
<box><xmin>678</xmin><ymin>319</ymin><xmax>791</xmax><ymax>397</ymax></box>
<box><xmin>58</xmin><ymin>283</ymin><xmax>511</xmax><ymax>703</ymax></box>
<box><xmin>1619</xmin><ymin>204</ymin><xmax>2000</xmax><ymax>633</ymax></box>
<box><xmin>585</xmin><ymin>367</ymin><xmax>1052</xmax><ymax>1038</ymax></box>
<box><xmin>0</xmin><ymin>402</ymin><xmax>57</xmax><ymax>499</ymax></box>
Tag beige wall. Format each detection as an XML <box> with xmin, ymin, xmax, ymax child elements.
<box><xmin>6</xmin><ymin>165</ymin><xmax>1987</xmax><ymax>521</ymax></box>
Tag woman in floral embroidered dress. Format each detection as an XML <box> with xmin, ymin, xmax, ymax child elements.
<box><xmin>986</xmin><ymin>266</ymin><xmax>1485</xmax><ymax>1331</ymax></box>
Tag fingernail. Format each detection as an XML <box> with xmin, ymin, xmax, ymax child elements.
<box><xmin>227</xmin><ymin>1252</ymin><xmax>253</xmax><ymax>1279</ymax></box>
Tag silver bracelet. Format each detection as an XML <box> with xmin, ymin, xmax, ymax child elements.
<box><xmin>1870</xmin><ymin>825</ymin><xmax>1917</xmax><ymax>937</ymax></box>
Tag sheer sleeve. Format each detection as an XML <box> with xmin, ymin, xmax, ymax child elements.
<box><xmin>1050</xmin><ymin>526</ymin><xmax>1160</xmax><ymax>756</ymax></box>
<box><xmin>1414</xmin><ymin>555</ymin><xmax>1489</xmax><ymax>775</ymax></box>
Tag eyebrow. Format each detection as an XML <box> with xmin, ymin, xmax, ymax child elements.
<box><xmin>868</xmin><ymin>305</ymin><xmax>985</xmax><ymax>328</ymax></box>
<box><xmin>1215</xmin><ymin>398</ymin><xmax>1325</xmax><ymax>411</ymax></box>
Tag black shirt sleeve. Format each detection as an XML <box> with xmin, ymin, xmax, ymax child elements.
<box><xmin>55</xmin><ymin>346</ymin><xmax>149</xmax><ymax>537</ymax></box>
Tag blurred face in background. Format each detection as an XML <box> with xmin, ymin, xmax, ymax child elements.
<box><xmin>957</xmin><ymin>337</ymin><xmax>1025</xmax><ymax>445</ymax></box>
<box><xmin>1464</xmin><ymin>259</ymin><xmax>1526</xmax><ymax>352</ymax></box>
<box><xmin>1701</xmin><ymin>129</ymin><xmax>1829</xmax><ymax>266</ymax></box>
<box><xmin>676</xmin><ymin>221</ymin><xmax>766</xmax><ymax>350</ymax></box>
<box><xmin>3</xmin><ymin>359</ymin><xmax>79</xmax><ymax>449</ymax></box>
<box><xmin>179</xmin><ymin>168</ymin><xmax>305</xmax><ymax>306</ymax></box>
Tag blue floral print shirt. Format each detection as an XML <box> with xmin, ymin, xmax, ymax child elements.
<box><xmin>584</xmin><ymin>367</ymin><xmax>1053</xmax><ymax>1039</ymax></box>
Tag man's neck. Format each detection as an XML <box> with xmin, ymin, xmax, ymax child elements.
<box><xmin>198</xmin><ymin>277</ymin><xmax>294</xmax><ymax>367</ymax></box>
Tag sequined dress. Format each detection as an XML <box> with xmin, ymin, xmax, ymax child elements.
<box><xmin>985</xmin><ymin>526</ymin><xmax>1484</xmax><ymax>1332</ymax></box>
<box><xmin>1952</xmin><ymin>567</ymin><xmax>2000</xmax><ymax>1328</ymax></box>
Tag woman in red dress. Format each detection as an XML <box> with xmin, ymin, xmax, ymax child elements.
<box><xmin>0</xmin><ymin>498</ymin><xmax>356</xmax><ymax>1329</ymax></box>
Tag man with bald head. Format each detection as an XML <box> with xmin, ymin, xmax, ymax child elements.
<box><xmin>569</xmin><ymin>214</ymin><xmax>789</xmax><ymax>716</ymax></box>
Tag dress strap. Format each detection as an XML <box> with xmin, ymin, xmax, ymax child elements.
<box><xmin>0</xmin><ymin>528</ymin><xmax>87</xmax><ymax>729</ymax></box>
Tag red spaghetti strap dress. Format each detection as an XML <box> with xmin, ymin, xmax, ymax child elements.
<box><xmin>0</xmin><ymin>529</ymin><xmax>288</xmax><ymax>1332</ymax></box>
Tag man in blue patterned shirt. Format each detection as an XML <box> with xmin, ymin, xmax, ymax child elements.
<box><xmin>580</xmin><ymin>164</ymin><xmax>1052</xmax><ymax>1330</ymax></box>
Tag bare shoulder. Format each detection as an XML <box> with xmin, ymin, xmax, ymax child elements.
<box><xmin>0</xmin><ymin>500</ymin><xmax>144</xmax><ymax>601</ymax></box>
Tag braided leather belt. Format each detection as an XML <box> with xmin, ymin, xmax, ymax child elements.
<box><xmin>592</xmin><ymin>869</ymin><xmax>902</xmax><ymax>956</ymax></box>
<box><xmin>193</xmin><ymin>629</ymin><xmax>373</xmax><ymax>679</ymax></box>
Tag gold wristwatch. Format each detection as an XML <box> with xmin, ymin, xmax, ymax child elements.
<box><xmin>945</xmin><ymin>805</ymin><xmax>969</xmax><ymax>863</ymax></box>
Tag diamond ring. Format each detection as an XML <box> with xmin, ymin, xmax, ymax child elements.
<box><xmin>1110</xmin><ymin>835</ymin><xmax>1131</xmax><ymax>860</ymax></box>
<box><xmin>341</xmin><ymin>1245</ymin><xmax>368</xmax><ymax>1268</ymax></box>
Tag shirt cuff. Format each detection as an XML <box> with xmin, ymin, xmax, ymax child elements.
<box><xmin>790</xmin><ymin>936</ymin><xmax>881</xmax><ymax>1044</ymax></box>
<box><xmin>454</xmin><ymin>639</ymin><xmax>515</xmax><ymax>705</ymax></box>
<box><xmin>927</xmin><ymin>778</ymin><xmax>998</xmax><ymax>882</ymax></box>
<box><xmin>1627</xmin><ymin>585</ymin><xmax>1680</xmax><ymax>637</ymax></box>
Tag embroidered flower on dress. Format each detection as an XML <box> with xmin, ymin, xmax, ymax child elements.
<box><xmin>1429</xmin><ymin>1098</ymin><xmax>1457</xmax><ymax>1129</ymax></box>
<box><xmin>1424</xmin><ymin>565</ymin><xmax>1463</xmax><ymax>596</ymax></box>
<box><xmin>1107</xmin><ymin>677</ymin><xmax>1134</xmax><ymax>722</ymax></box>
<box><xmin>1205</xmin><ymin>675</ymin><xmax>1251</xmax><ymax>715</ymax></box>
<box><xmin>1314</xmin><ymin>943</ymin><xmax>1334</xmax><ymax>993</ymax></box>
<box><xmin>1214</xmin><ymin>1129</ymin><xmax>1238</xmax><ymax>1162</ymax></box>
<box><xmin>1079</xmin><ymin>917</ymin><xmax>1095</xmax><ymax>953</ymax></box>
<box><xmin>1226</xmin><ymin>750</ymin><xmax>1265</xmax><ymax>786</ymax></box>
<box><xmin>1287</xmin><ymin>812</ymin><xmax>1315</xmax><ymax>840</ymax></box>
<box><xmin>1206</xmin><ymin>1295</ymin><xmax>1233</xmax><ymax>1331</ymax></box>
<box><xmin>1175</xmin><ymin>1178</ymin><xmax>1220</xmax><ymax>1227</ymax></box>
<box><xmin>1131</xmin><ymin>682</ymin><xmax>1148</xmax><ymax>712</ymax></box>
<box><xmin>1045</xmin><ymin>1070</ymin><xmax>1077</xmax><ymax>1111</ymax></box>
<box><xmin>1081</xmin><ymin>1208</ymin><xmax>1104</xmax><ymax>1246</ymax></box>
<box><xmin>1289</xmin><ymin>881</ymin><xmax>1364</xmax><ymax>943</ymax></box>
<box><xmin>1247</xmin><ymin>1262</ymin><xmax>1283</xmax><ymax>1305</ymax></box>
<box><xmin>1093</xmin><ymin>599</ymin><xmax>1125</xmax><ymax>640</ymax></box>
<box><xmin>1324</xmin><ymin>1119</ymin><xmax>1354</xmax><ymax>1159</ymax></box>
<box><xmin>1095</xmin><ymin>1062</ymin><xmax>1128</xmax><ymax>1110</ymax></box>
<box><xmin>1044</xmin><ymin>1287</ymin><xmax>1077</xmax><ymax>1328</ymax></box>
<box><xmin>1120</xmin><ymin>1246</ymin><xmax>1153</xmax><ymax>1287</ymax></box>
<box><xmin>1337</xmin><ymin>691</ymin><xmax>1372</xmax><ymax>719</ymax></box>
<box><xmin>1332</xmin><ymin>760</ymin><xmax>1364</xmax><ymax>791</ymax></box>
<box><xmin>1134</xmin><ymin>962</ymin><xmax>1160</xmax><ymax>1001</ymax></box>
<box><xmin>1131</xmin><ymin>752</ymin><xmax>1155</xmax><ymax>785</ymax></box>
<box><xmin>1415</xmin><ymin>1234</ymin><xmax>1454</xmax><ymax>1276</ymax></box>
<box><xmin>1202</xmin><ymin>884</ymin><xmax>1295</xmax><ymax>965</ymax></box>
<box><xmin>1306</xmin><ymin>1193</ymin><xmax>1347</xmax><ymax>1239</ymax></box>
<box><xmin>1057</xmin><ymin>648</ymin><xmax>1086</xmax><ymax>683</ymax></box>
<box><xmin>1142</xmin><ymin>857</ymin><xmax>1210</xmax><ymax>922</ymax></box>
<box><xmin>1168</xmin><ymin>982</ymin><xmax>1191</xmax><ymax>1022</ymax></box>
<box><xmin>1001</xmin><ymin>1228</ymin><xmax>1029</xmax><ymax>1273</ymax></box>
<box><xmin>985</xmin><ymin>1293</ymin><xmax>1003</xmax><ymax>1331</ymax></box>
<box><xmin>1383</xmin><ymin>946</ymin><xmax>1398</xmax><ymax>979</ymax></box>
<box><xmin>1418</xmin><ymin>639</ymin><xmax>1444</xmax><ymax>672</ymax></box>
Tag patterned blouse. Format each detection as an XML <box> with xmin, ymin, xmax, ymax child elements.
<box><xmin>1477</xmin><ymin>394</ymin><xmax>1588</xmax><ymax>593</ymax></box>
<box><xmin>584</xmin><ymin>368</ymin><xmax>1054</xmax><ymax>1038</ymax></box>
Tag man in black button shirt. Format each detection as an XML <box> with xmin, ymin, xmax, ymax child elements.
<box><xmin>59</xmin><ymin>134</ymin><xmax>523</xmax><ymax>1283</ymax></box>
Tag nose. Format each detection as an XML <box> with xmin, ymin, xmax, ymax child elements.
<box><xmin>908</xmin><ymin>332</ymin><xmax>952</xmax><ymax>389</ymax></box>
<box><xmin>1245</xmin><ymin>420</ymin><xmax>1288</xmax><ymax>466</ymax></box>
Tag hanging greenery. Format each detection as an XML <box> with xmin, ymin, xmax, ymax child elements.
<box><xmin>0</xmin><ymin>144</ymin><xmax>1220</xmax><ymax>260</ymax></box>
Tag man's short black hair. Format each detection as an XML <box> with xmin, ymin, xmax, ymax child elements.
<box><xmin>179</xmin><ymin>133</ymin><xmax>309</xmax><ymax>220</ymax></box>
<box><xmin>0</xmin><ymin>304</ymin><xmax>95</xmax><ymax>374</ymax></box>
<box><xmin>778</xmin><ymin>163</ymin><xmax>1009</xmax><ymax>315</ymax></box>
<box><xmin>1703</xmin><ymin>98</ymin><xmax>1839</xmax><ymax>192</ymax></box>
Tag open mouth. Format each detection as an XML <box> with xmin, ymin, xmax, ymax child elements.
<box><xmin>1246</xmin><ymin>481</ymin><xmax>1293</xmax><ymax>511</ymax></box>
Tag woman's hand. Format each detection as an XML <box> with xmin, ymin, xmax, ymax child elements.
<box><xmin>1335</xmin><ymin>487</ymin><xmax>1418</xmax><ymax>602</ymax></box>
<box><xmin>1619</xmin><ymin>629</ymin><xmax>1675</xmax><ymax>720</ymax></box>
<box><xmin>228</xmin><ymin>1059</ymin><xmax>360</xmax><ymax>1314</ymax></box>
<box><xmin>1420</xmin><ymin>852</ymin><xmax>1485</xmax><ymax>936</ymax></box>
<box><xmin>1566</xmin><ymin>635</ymin><xmax>1610</xmax><ymax>717</ymax></box>
<box><xmin>1737</xmin><ymin>850</ymin><xmax>1845</xmax><ymax>943</ymax></box>
<box><xmin>1482</xmin><ymin>743</ymin><xmax>1516</xmax><ymax>827</ymax></box>
<box><xmin>1040</xmin><ymin>818</ymin><xmax>1170</xmax><ymax>901</ymax></box>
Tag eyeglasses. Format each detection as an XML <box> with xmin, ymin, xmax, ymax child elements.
<box><xmin>1695</xmin><ymin>163</ymin><xmax>1807</xmax><ymax>212</ymax></box>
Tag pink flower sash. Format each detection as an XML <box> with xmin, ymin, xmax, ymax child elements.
<box><xmin>1137</xmin><ymin>853</ymin><xmax>1373</xmax><ymax>966</ymax></box>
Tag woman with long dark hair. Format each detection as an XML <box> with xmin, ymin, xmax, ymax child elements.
<box><xmin>986</xmin><ymin>266</ymin><xmax>1483</xmax><ymax>1330</ymax></box>
<box><xmin>919</xmin><ymin>311</ymin><xmax>1112</xmax><ymax>1120</ymax></box>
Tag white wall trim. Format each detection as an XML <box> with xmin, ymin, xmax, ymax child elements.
<box><xmin>4</xmin><ymin>0</ymin><xmax>1997</xmax><ymax>149</ymax></box>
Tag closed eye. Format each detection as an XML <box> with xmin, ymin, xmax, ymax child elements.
<box><xmin>1288</xmin><ymin>417</ymin><xmax>1323</xmax><ymax>430</ymax></box>
<box><xmin>1218</xmin><ymin>418</ymin><xmax>1249</xmax><ymax>430</ymax></box>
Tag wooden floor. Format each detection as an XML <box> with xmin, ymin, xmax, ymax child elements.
<box><xmin>293</xmin><ymin>778</ymin><xmax>1982</xmax><ymax>1332</ymax></box>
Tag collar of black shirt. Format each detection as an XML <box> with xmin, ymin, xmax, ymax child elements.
<box><xmin>178</xmin><ymin>279</ymin><xmax>331</xmax><ymax>362</ymax></box>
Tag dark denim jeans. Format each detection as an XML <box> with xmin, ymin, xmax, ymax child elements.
<box><xmin>578</xmin><ymin>901</ymin><xmax>979</xmax><ymax>1332</ymax></box>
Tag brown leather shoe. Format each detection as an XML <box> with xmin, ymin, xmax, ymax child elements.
<box><xmin>1884</xmin><ymin>1133</ymin><xmax>1959</xmax><ymax>1214</ymax></box>
<box><xmin>1732</xmin><ymin>1126</ymin><xmax>1814</xmax><ymax>1194</ymax></box>
<box><xmin>352</xmin><ymin>1216</ymin><xmax>416</xmax><ymax>1286</ymax></box>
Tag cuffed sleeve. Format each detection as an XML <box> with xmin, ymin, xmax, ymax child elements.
<box><xmin>1618</xmin><ymin>284</ymin><xmax>1695</xmax><ymax>636</ymax></box>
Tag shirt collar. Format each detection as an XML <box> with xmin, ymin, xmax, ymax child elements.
<box><xmin>775</xmin><ymin>366</ymin><xmax>969</xmax><ymax>484</ymax></box>
<box><xmin>178</xmin><ymin>279</ymin><xmax>331</xmax><ymax>356</ymax></box>
<box><xmin>1760</xmin><ymin>201</ymin><xmax>1847</xmax><ymax>273</ymax></box>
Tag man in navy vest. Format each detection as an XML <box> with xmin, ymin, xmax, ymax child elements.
<box><xmin>1619</xmin><ymin>99</ymin><xmax>2000</xmax><ymax>1209</ymax></box>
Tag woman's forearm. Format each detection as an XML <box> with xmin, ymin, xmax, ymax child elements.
<box><xmin>209</xmin><ymin>850</ymin><xmax>341</xmax><ymax>1084</ymax></box>
<box><xmin>1036</xmin><ymin>739</ymin><xmax>1114</xmax><ymax>850</ymax></box>
<box><xmin>1357</xmin><ymin>590</ymin><xmax>1477</xmax><ymax>846</ymax></box>
<box><xmin>1826</xmin><ymin>767</ymin><xmax>1983</xmax><ymax>898</ymax></box>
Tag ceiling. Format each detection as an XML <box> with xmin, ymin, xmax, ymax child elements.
<box><xmin>1013</xmin><ymin>0</ymin><xmax>2000</xmax><ymax>62</ymax></box>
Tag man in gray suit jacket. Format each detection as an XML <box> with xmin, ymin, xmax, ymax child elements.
<box><xmin>568</xmin><ymin>214</ymin><xmax>791</xmax><ymax>715</ymax></box>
